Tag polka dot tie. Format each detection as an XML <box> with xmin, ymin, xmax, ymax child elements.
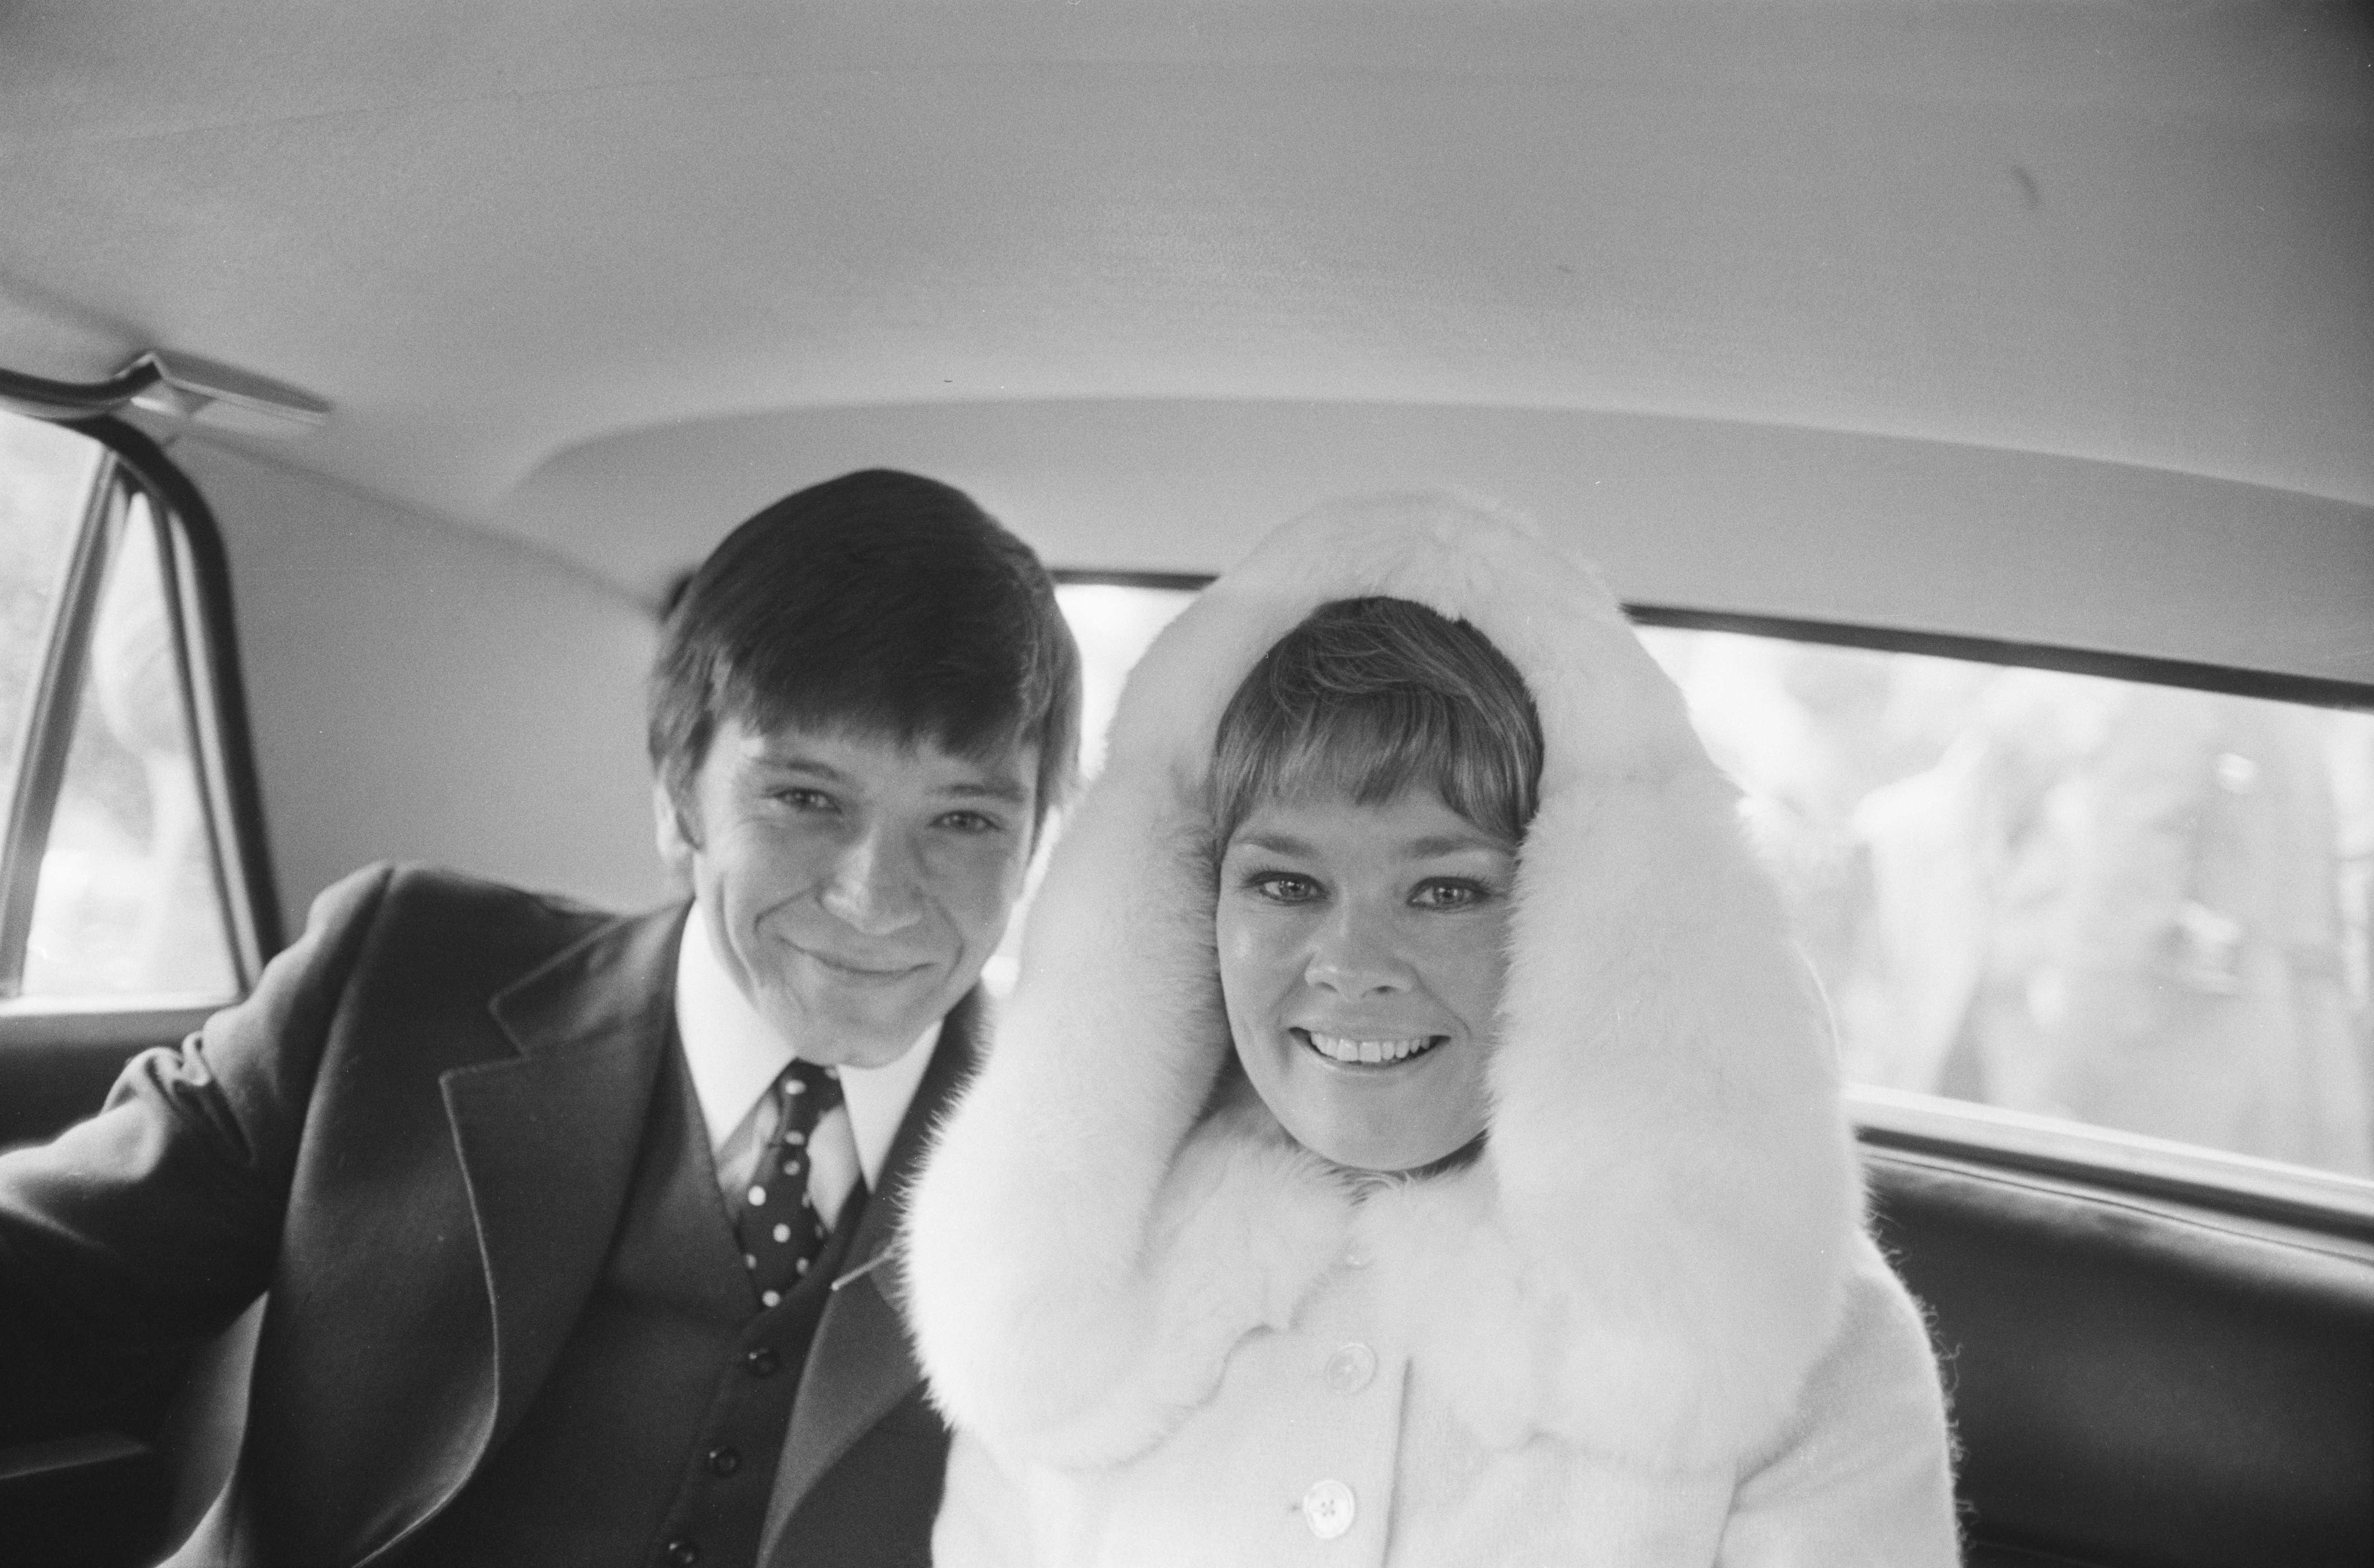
<box><xmin>735</xmin><ymin>1060</ymin><xmax>844</xmax><ymax>1312</ymax></box>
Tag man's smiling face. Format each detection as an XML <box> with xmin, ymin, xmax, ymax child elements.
<box><xmin>658</xmin><ymin>717</ymin><xmax>1038</xmax><ymax>1066</ymax></box>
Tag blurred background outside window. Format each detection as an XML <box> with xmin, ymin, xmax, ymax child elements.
<box><xmin>0</xmin><ymin>417</ymin><xmax>96</xmax><ymax>796</ymax></box>
<box><xmin>0</xmin><ymin>411</ymin><xmax>239</xmax><ymax>1005</ymax></box>
<box><xmin>1054</xmin><ymin>582</ymin><xmax>2374</xmax><ymax>1181</ymax></box>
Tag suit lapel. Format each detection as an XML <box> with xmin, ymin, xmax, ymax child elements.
<box><xmin>759</xmin><ymin>991</ymin><xmax>984</xmax><ymax>1557</ymax></box>
<box><xmin>442</xmin><ymin>902</ymin><xmax>687</xmax><ymax>1455</ymax></box>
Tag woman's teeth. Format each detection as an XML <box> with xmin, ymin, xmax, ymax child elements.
<box><xmin>1304</xmin><ymin>1031</ymin><xmax>1438</xmax><ymax>1065</ymax></box>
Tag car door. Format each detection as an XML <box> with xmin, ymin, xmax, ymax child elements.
<box><xmin>0</xmin><ymin>409</ymin><xmax>280</xmax><ymax>1568</ymax></box>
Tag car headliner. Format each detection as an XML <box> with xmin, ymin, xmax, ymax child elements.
<box><xmin>1</xmin><ymin>1</ymin><xmax>2369</xmax><ymax>679</ymax></box>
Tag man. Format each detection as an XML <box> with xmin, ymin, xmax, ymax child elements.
<box><xmin>0</xmin><ymin>469</ymin><xmax>1080</xmax><ymax>1567</ymax></box>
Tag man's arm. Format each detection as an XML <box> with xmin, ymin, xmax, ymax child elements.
<box><xmin>0</xmin><ymin>865</ymin><xmax>397</xmax><ymax>1423</ymax></box>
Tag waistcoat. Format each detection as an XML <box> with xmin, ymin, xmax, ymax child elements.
<box><xmin>399</xmin><ymin>1035</ymin><xmax>865</xmax><ymax>1567</ymax></box>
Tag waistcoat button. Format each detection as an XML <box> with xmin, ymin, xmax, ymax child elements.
<box><xmin>706</xmin><ymin>1445</ymin><xmax>741</xmax><ymax>1476</ymax></box>
<box><xmin>1323</xmin><ymin>1342</ymin><xmax>1378</xmax><ymax>1394</ymax></box>
<box><xmin>744</xmin><ymin>1347</ymin><xmax>780</xmax><ymax>1377</ymax></box>
<box><xmin>664</xmin><ymin>1538</ymin><xmax>701</xmax><ymax>1566</ymax></box>
<box><xmin>1301</xmin><ymin>1479</ymin><xmax>1356</xmax><ymax>1539</ymax></box>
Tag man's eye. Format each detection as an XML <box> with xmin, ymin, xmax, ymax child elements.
<box><xmin>774</xmin><ymin>788</ymin><xmax>837</xmax><ymax>812</ymax></box>
<box><xmin>1411</xmin><ymin>879</ymin><xmax>1486</xmax><ymax>910</ymax></box>
<box><xmin>938</xmin><ymin>810</ymin><xmax>1003</xmax><ymax>834</ymax></box>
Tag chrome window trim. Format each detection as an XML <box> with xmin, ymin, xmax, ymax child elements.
<box><xmin>1626</xmin><ymin>604</ymin><xmax>2374</xmax><ymax>716</ymax></box>
<box><xmin>0</xmin><ymin>997</ymin><xmax>219</xmax><ymax>1037</ymax></box>
<box><xmin>83</xmin><ymin>418</ymin><xmax>281</xmax><ymax>977</ymax></box>
<box><xmin>1851</xmin><ymin>1085</ymin><xmax>2374</xmax><ymax>1241</ymax></box>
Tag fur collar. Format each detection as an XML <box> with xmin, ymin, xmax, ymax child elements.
<box><xmin>906</xmin><ymin>495</ymin><xmax>1862</xmax><ymax>1475</ymax></box>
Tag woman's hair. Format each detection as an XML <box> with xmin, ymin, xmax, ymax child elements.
<box><xmin>1210</xmin><ymin>597</ymin><xmax>1543</xmax><ymax>846</ymax></box>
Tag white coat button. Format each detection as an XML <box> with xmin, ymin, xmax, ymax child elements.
<box><xmin>1323</xmin><ymin>1342</ymin><xmax>1378</xmax><ymax>1394</ymax></box>
<box><xmin>1301</xmin><ymin>1479</ymin><xmax>1355</xmax><ymax>1539</ymax></box>
<box><xmin>1341</xmin><ymin>1241</ymin><xmax>1371</xmax><ymax>1269</ymax></box>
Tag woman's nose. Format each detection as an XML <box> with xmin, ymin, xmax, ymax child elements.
<box><xmin>819</xmin><ymin>827</ymin><xmax>924</xmax><ymax>936</ymax></box>
<box><xmin>1304</xmin><ymin>910</ymin><xmax>1408</xmax><ymax>997</ymax></box>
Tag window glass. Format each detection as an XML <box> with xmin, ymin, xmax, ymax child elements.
<box><xmin>22</xmin><ymin>492</ymin><xmax>239</xmax><ymax>1001</ymax></box>
<box><xmin>1058</xmin><ymin>583</ymin><xmax>1195</xmax><ymax>781</ymax></box>
<box><xmin>1638</xmin><ymin>630</ymin><xmax>2374</xmax><ymax>1181</ymax></box>
<box><xmin>1055</xmin><ymin>582</ymin><xmax>2374</xmax><ymax>1181</ymax></box>
<box><xmin>978</xmin><ymin>583</ymin><xmax>1194</xmax><ymax>997</ymax></box>
<box><xmin>0</xmin><ymin>415</ymin><xmax>103</xmax><ymax>803</ymax></box>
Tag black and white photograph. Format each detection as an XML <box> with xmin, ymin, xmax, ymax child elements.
<box><xmin>0</xmin><ymin>4</ymin><xmax>2368</xmax><ymax>1566</ymax></box>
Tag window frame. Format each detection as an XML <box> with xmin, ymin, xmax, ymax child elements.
<box><xmin>1053</xmin><ymin>569</ymin><xmax>2374</xmax><ymax>1241</ymax></box>
<box><xmin>0</xmin><ymin>415</ymin><xmax>281</xmax><ymax>1017</ymax></box>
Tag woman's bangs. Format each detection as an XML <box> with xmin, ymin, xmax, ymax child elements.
<box><xmin>1240</xmin><ymin>692</ymin><xmax>1523</xmax><ymax>844</ymax></box>
<box><xmin>1210</xmin><ymin>597</ymin><xmax>1542</xmax><ymax>848</ymax></box>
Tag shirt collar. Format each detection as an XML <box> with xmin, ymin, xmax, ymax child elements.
<box><xmin>673</xmin><ymin>904</ymin><xmax>940</xmax><ymax>1190</ymax></box>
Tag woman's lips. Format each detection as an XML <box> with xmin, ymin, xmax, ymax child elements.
<box><xmin>1292</xmin><ymin>1028</ymin><xmax>1445</xmax><ymax>1066</ymax></box>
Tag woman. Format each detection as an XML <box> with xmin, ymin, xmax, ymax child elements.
<box><xmin>905</xmin><ymin>496</ymin><xmax>1959</xmax><ymax>1564</ymax></box>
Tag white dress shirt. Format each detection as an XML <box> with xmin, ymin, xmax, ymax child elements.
<box><xmin>673</xmin><ymin>907</ymin><xmax>938</xmax><ymax>1226</ymax></box>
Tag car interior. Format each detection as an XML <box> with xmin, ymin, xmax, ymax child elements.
<box><xmin>0</xmin><ymin>3</ymin><xmax>2369</xmax><ymax>1565</ymax></box>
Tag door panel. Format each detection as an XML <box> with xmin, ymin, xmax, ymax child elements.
<box><xmin>0</xmin><ymin>1433</ymin><xmax>168</xmax><ymax>1568</ymax></box>
<box><xmin>0</xmin><ymin>1007</ymin><xmax>211</xmax><ymax>1151</ymax></box>
<box><xmin>1869</xmin><ymin>1147</ymin><xmax>2374</xmax><ymax>1568</ymax></box>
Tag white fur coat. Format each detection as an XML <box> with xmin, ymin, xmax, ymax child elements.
<box><xmin>905</xmin><ymin>497</ymin><xmax>1959</xmax><ymax>1565</ymax></box>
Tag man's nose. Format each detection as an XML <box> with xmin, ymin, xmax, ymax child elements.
<box><xmin>819</xmin><ymin>827</ymin><xmax>924</xmax><ymax>937</ymax></box>
<box><xmin>1304</xmin><ymin>907</ymin><xmax>1408</xmax><ymax>998</ymax></box>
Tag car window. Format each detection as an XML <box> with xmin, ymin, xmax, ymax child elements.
<box><xmin>973</xmin><ymin>582</ymin><xmax>1196</xmax><ymax>998</ymax></box>
<box><xmin>0</xmin><ymin>417</ymin><xmax>101</xmax><ymax>796</ymax></box>
<box><xmin>0</xmin><ymin>411</ymin><xmax>247</xmax><ymax>1007</ymax></box>
<box><xmin>1055</xmin><ymin>580</ymin><xmax>2374</xmax><ymax>1184</ymax></box>
<box><xmin>1058</xmin><ymin>582</ymin><xmax>1196</xmax><ymax>780</ymax></box>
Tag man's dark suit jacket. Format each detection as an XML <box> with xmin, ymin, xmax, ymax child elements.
<box><xmin>0</xmin><ymin>863</ymin><xmax>973</xmax><ymax>1567</ymax></box>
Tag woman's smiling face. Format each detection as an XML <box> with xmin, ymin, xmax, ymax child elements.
<box><xmin>1216</xmin><ymin>784</ymin><xmax>1514</xmax><ymax>1173</ymax></box>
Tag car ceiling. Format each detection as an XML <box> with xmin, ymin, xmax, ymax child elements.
<box><xmin>1</xmin><ymin>1</ymin><xmax>2369</xmax><ymax>647</ymax></box>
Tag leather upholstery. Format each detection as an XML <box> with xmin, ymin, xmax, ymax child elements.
<box><xmin>1867</xmin><ymin>1149</ymin><xmax>2374</xmax><ymax>1568</ymax></box>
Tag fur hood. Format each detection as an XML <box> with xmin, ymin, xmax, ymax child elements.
<box><xmin>906</xmin><ymin>495</ymin><xmax>1864</xmax><ymax>1478</ymax></box>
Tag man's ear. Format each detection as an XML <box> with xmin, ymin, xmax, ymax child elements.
<box><xmin>654</xmin><ymin>780</ymin><xmax>698</xmax><ymax>876</ymax></box>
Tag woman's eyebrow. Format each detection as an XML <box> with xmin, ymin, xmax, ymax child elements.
<box><xmin>1404</xmin><ymin>833</ymin><xmax>1503</xmax><ymax>857</ymax></box>
<box><xmin>1233</xmin><ymin>832</ymin><xmax>1314</xmax><ymax>856</ymax></box>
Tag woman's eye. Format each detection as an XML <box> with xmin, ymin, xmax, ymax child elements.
<box><xmin>1411</xmin><ymin>879</ymin><xmax>1487</xmax><ymax>910</ymax></box>
<box><xmin>1249</xmin><ymin>873</ymin><xmax>1321</xmax><ymax>904</ymax></box>
<box><xmin>774</xmin><ymin>787</ymin><xmax>837</xmax><ymax>812</ymax></box>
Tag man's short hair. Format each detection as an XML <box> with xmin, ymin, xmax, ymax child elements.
<box><xmin>1210</xmin><ymin>597</ymin><xmax>1542</xmax><ymax>848</ymax></box>
<box><xmin>650</xmin><ymin>469</ymin><xmax>1081</xmax><ymax>829</ymax></box>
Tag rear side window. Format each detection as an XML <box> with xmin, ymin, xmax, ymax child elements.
<box><xmin>1055</xmin><ymin>579</ymin><xmax>2374</xmax><ymax>1187</ymax></box>
<box><xmin>0</xmin><ymin>411</ymin><xmax>262</xmax><ymax>1007</ymax></box>
<box><xmin>1636</xmin><ymin>630</ymin><xmax>2373</xmax><ymax>1184</ymax></box>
